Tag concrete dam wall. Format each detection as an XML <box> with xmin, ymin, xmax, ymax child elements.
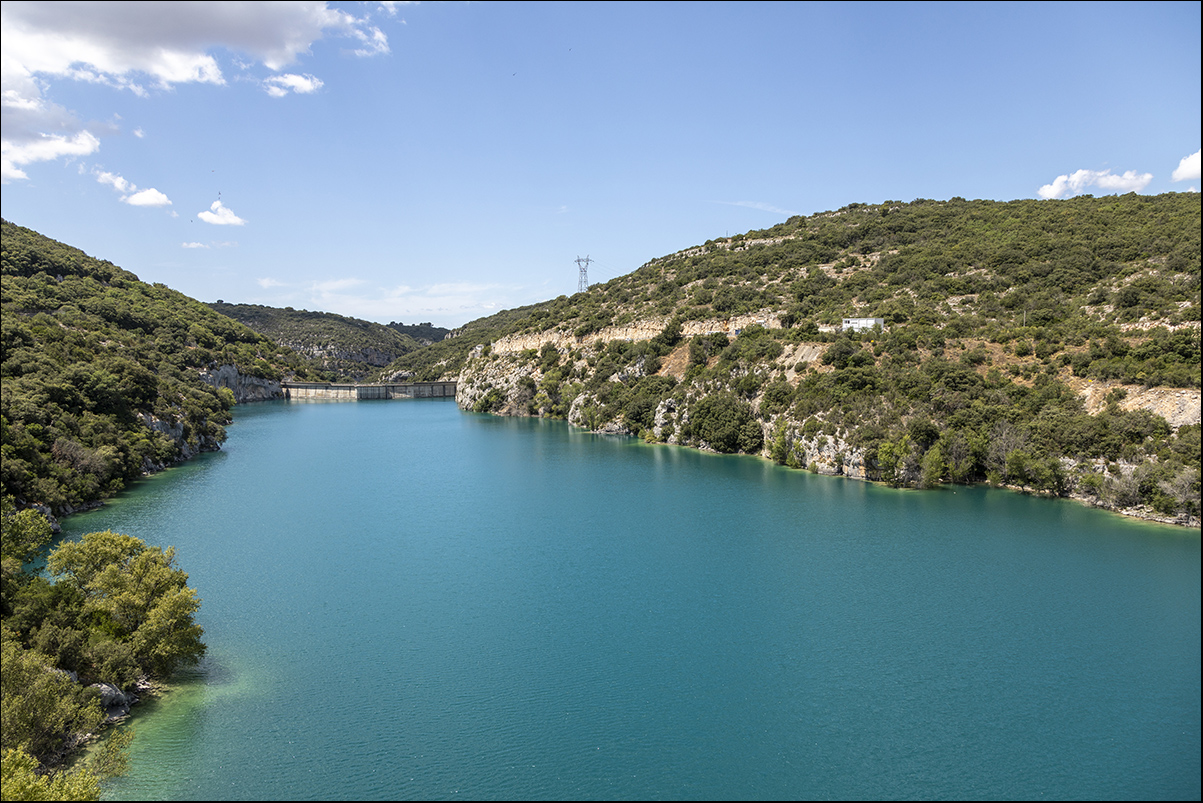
<box><xmin>282</xmin><ymin>381</ymin><xmax>456</xmax><ymax>401</ymax></box>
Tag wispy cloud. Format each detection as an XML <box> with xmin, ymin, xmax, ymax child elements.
<box><xmin>263</xmin><ymin>73</ymin><xmax>324</xmax><ymax>97</ymax></box>
<box><xmin>1171</xmin><ymin>149</ymin><xmax>1200</xmax><ymax>183</ymax></box>
<box><xmin>711</xmin><ymin>200</ymin><xmax>800</xmax><ymax>217</ymax></box>
<box><xmin>311</xmin><ymin>277</ymin><xmax>367</xmax><ymax>294</ymax></box>
<box><xmin>255</xmin><ymin>277</ymin><xmax>519</xmax><ymax>324</ymax></box>
<box><xmin>350</xmin><ymin>25</ymin><xmax>390</xmax><ymax>58</ymax></box>
<box><xmin>182</xmin><ymin>242</ymin><xmax>209</xmax><ymax>249</ymax></box>
<box><xmin>197</xmin><ymin>200</ymin><xmax>246</xmax><ymax>225</ymax></box>
<box><xmin>94</xmin><ymin>169</ymin><xmax>134</xmax><ymax>193</ymax></box>
<box><xmin>1037</xmin><ymin>168</ymin><xmax>1153</xmax><ymax>200</ymax></box>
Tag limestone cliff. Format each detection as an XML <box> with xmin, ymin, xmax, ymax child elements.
<box><xmin>200</xmin><ymin>364</ymin><xmax>284</xmax><ymax>403</ymax></box>
<box><xmin>455</xmin><ymin>315</ymin><xmax>1200</xmax><ymax>528</ymax></box>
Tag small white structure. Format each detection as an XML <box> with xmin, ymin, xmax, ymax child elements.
<box><xmin>842</xmin><ymin>317</ymin><xmax>885</xmax><ymax>332</ymax></box>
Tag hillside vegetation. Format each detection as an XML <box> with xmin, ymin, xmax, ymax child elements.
<box><xmin>407</xmin><ymin>194</ymin><xmax>1200</xmax><ymax>524</ymax></box>
<box><xmin>386</xmin><ymin>320</ymin><xmax>451</xmax><ymax>346</ymax></box>
<box><xmin>209</xmin><ymin>302</ymin><xmax>436</xmax><ymax>381</ymax></box>
<box><xmin>1</xmin><ymin>220</ymin><xmax>319</xmax><ymax>517</ymax></box>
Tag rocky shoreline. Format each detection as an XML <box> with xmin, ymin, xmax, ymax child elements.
<box><xmin>455</xmin><ymin>341</ymin><xmax>1200</xmax><ymax>531</ymax></box>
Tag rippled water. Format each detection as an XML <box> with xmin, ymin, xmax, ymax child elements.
<box><xmin>59</xmin><ymin>399</ymin><xmax>1200</xmax><ymax>800</ymax></box>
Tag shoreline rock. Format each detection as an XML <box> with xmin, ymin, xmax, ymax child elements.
<box><xmin>199</xmin><ymin>364</ymin><xmax>283</xmax><ymax>403</ymax></box>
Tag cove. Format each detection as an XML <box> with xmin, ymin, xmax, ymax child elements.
<box><xmin>59</xmin><ymin>399</ymin><xmax>1200</xmax><ymax>801</ymax></box>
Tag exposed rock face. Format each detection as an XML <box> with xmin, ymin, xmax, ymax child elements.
<box><xmin>89</xmin><ymin>682</ymin><xmax>137</xmax><ymax>723</ymax></box>
<box><xmin>454</xmin><ymin>325</ymin><xmax>1199</xmax><ymax>528</ymax></box>
<box><xmin>279</xmin><ymin>342</ymin><xmax>398</xmax><ymax>369</ymax></box>
<box><xmin>458</xmin><ymin>353</ymin><xmax>538</xmax><ymax>416</ymax></box>
<box><xmin>136</xmin><ymin>412</ymin><xmax>222</xmax><ymax>466</ymax></box>
<box><xmin>200</xmin><ymin>364</ymin><xmax>283</xmax><ymax>403</ymax></box>
<box><xmin>489</xmin><ymin>311</ymin><xmax>785</xmax><ymax>355</ymax></box>
<box><xmin>1068</xmin><ymin>377</ymin><xmax>1201</xmax><ymax>429</ymax></box>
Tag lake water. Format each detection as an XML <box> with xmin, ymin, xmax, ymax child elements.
<box><xmin>60</xmin><ymin>399</ymin><xmax>1200</xmax><ymax>801</ymax></box>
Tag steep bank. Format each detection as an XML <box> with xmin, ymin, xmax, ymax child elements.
<box><xmin>458</xmin><ymin>330</ymin><xmax>1200</xmax><ymax>528</ymax></box>
<box><xmin>1</xmin><ymin>219</ymin><xmax>319</xmax><ymax>518</ymax></box>
<box><xmin>201</xmin><ymin>364</ymin><xmax>284</xmax><ymax>403</ymax></box>
<box><xmin>446</xmin><ymin>195</ymin><xmax>1200</xmax><ymax>528</ymax></box>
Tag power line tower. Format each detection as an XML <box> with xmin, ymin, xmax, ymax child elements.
<box><xmin>575</xmin><ymin>255</ymin><xmax>593</xmax><ymax>293</ymax></box>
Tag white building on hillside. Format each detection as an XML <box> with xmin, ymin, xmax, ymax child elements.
<box><xmin>842</xmin><ymin>317</ymin><xmax>885</xmax><ymax>332</ymax></box>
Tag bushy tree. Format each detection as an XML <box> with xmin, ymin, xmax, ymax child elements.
<box><xmin>0</xmin><ymin>632</ymin><xmax>102</xmax><ymax>761</ymax></box>
<box><xmin>47</xmin><ymin>532</ymin><xmax>205</xmax><ymax>680</ymax></box>
<box><xmin>690</xmin><ymin>393</ymin><xmax>761</xmax><ymax>453</ymax></box>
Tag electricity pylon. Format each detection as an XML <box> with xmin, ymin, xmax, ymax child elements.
<box><xmin>576</xmin><ymin>255</ymin><xmax>593</xmax><ymax>293</ymax></box>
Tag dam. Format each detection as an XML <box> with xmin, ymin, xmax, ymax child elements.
<box><xmin>281</xmin><ymin>381</ymin><xmax>456</xmax><ymax>401</ymax></box>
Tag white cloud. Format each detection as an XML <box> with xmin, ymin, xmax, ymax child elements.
<box><xmin>258</xmin><ymin>277</ymin><xmax>286</xmax><ymax>288</ymax></box>
<box><xmin>2</xmin><ymin>130</ymin><xmax>100</xmax><ymax>181</ymax></box>
<box><xmin>1037</xmin><ymin>168</ymin><xmax>1153</xmax><ymax>200</ymax></box>
<box><xmin>378</xmin><ymin>2</ymin><xmax>417</xmax><ymax>18</ymax></box>
<box><xmin>1171</xmin><ymin>149</ymin><xmax>1201</xmax><ymax>182</ymax></box>
<box><xmin>133</xmin><ymin>127</ymin><xmax>145</xmax><ymax>138</ymax></box>
<box><xmin>125</xmin><ymin>187</ymin><xmax>172</xmax><ymax>207</ymax></box>
<box><xmin>263</xmin><ymin>73</ymin><xmax>324</xmax><ymax>98</ymax></box>
<box><xmin>350</xmin><ymin>26</ymin><xmax>390</xmax><ymax>58</ymax></box>
<box><xmin>95</xmin><ymin>169</ymin><xmax>134</xmax><ymax>193</ymax></box>
<box><xmin>1</xmin><ymin>1</ymin><xmax>392</xmax><ymax>179</ymax></box>
<box><xmin>1</xmin><ymin>2</ymin><xmax>375</xmax><ymax>86</ymax></box>
<box><xmin>197</xmin><ymin>200</ymin><xmax>246</xmax><ymax>225</ymax></box>
<box><xmin>92</xmin><ymin>166</ymin><xmax>172</xmax><ymax>206</ymax></box>
<box><xmin>182</xmin><ymin>241</ymin><xmax>209</xmax><ymax>249</ymax></box>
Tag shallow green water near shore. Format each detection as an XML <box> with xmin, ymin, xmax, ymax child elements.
<box><xmin>62</xmin><ymin>399</ymin><xmax>1200</xmax><ymax>800</ymax></box>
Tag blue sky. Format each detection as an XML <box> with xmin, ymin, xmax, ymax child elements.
<box><xmin>2</xmin><ymin>1</ymin><xmax>1199</xmax><ymax>329</ymax></box>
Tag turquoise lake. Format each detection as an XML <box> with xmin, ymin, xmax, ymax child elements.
<box><xmin>59</xmin><ymin>399</ymin><xmax>1200</xmax><ymax>801</ymax></box>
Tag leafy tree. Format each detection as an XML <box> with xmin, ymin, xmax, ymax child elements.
<box><xmin>920</xmin><ymin>442</ymin><xmax>946</xmax><ymax>488</ymax></box>
<box><xmin>1</xmin><ymin>747</ymin><xmax>101</xmax><ymax>801</ymax></box>
<box><xmin>0</xmin><ymin>726</ymin><xmax>131</xmax><ymax>802</ymax></box>
<box><xmin>690</xmin><ymin>393</ymin><xmax>760</xmax><ymax>453</ymax></box>
<box><xmin>47</xmin><ymin>531</ymin><xmax>205</xmax><ymax>680</ymax></box>
<box><xmin>0</xmin><ymin>631</ymin><xmax>102</xmax><ymax>762</ymax></box>
<box><xmin>876</xmin><ymin>435</ymin><xmax>912</xmax><ymax>486</ymax></box>
<box><xmin>1</xmin><ymin>496</ymin><xmax>52</xmax><ymax>566</ymax></box>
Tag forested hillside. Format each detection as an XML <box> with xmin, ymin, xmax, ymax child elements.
<box><xmin>1</xmin><ymin>220</ymin><xmax>319</xmax><ymax>517</ymax></box>
<box><xmin>209</xmin><ymin>302</ymin><xmax>427</xmax><ymax>381</ymax></box>
<box><xmin>400</xmin><ymin>193</ymin><xmax>1200</xmax><ymax>524</ymax></box>
<box><xmin>386</xmin><ymin>320</ymin><xmax>451</xmax><ymax>346</ymax></box>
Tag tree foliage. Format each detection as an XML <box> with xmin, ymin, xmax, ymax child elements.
<box><xmin>2</xmin><ymin>220</ymin><xmax>322</xmax><ymax>515</ymax></box>
<box><xmin>1</xmin><ymin>500</ymin><xmax>199</xmax><ymax>790</ymax></box>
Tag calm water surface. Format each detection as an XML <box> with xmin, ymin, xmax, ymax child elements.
<box><xmin>61</xmin><ymin>400</ymin><xmax>1200</xmax><ymax>801</ymax></box>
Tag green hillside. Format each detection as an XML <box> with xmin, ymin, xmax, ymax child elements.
<box><xmin>209</xmin><ymin>302</ymin><xmax>425</xmax><ymax>382</ymax></box>
<box><xmin>1</xmin><ymin>220</ymin><xmax>318</xmax><ymax>516</ymax></box>
<box><xmin>386</xmin><ymin>320</ymin><xmax>451</xmax><ymax>346</ymax></box>
<box><xmin>405</xmin><ymin>193</ymin><xmax>1200</xmax><ymax>524</ymax></box>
